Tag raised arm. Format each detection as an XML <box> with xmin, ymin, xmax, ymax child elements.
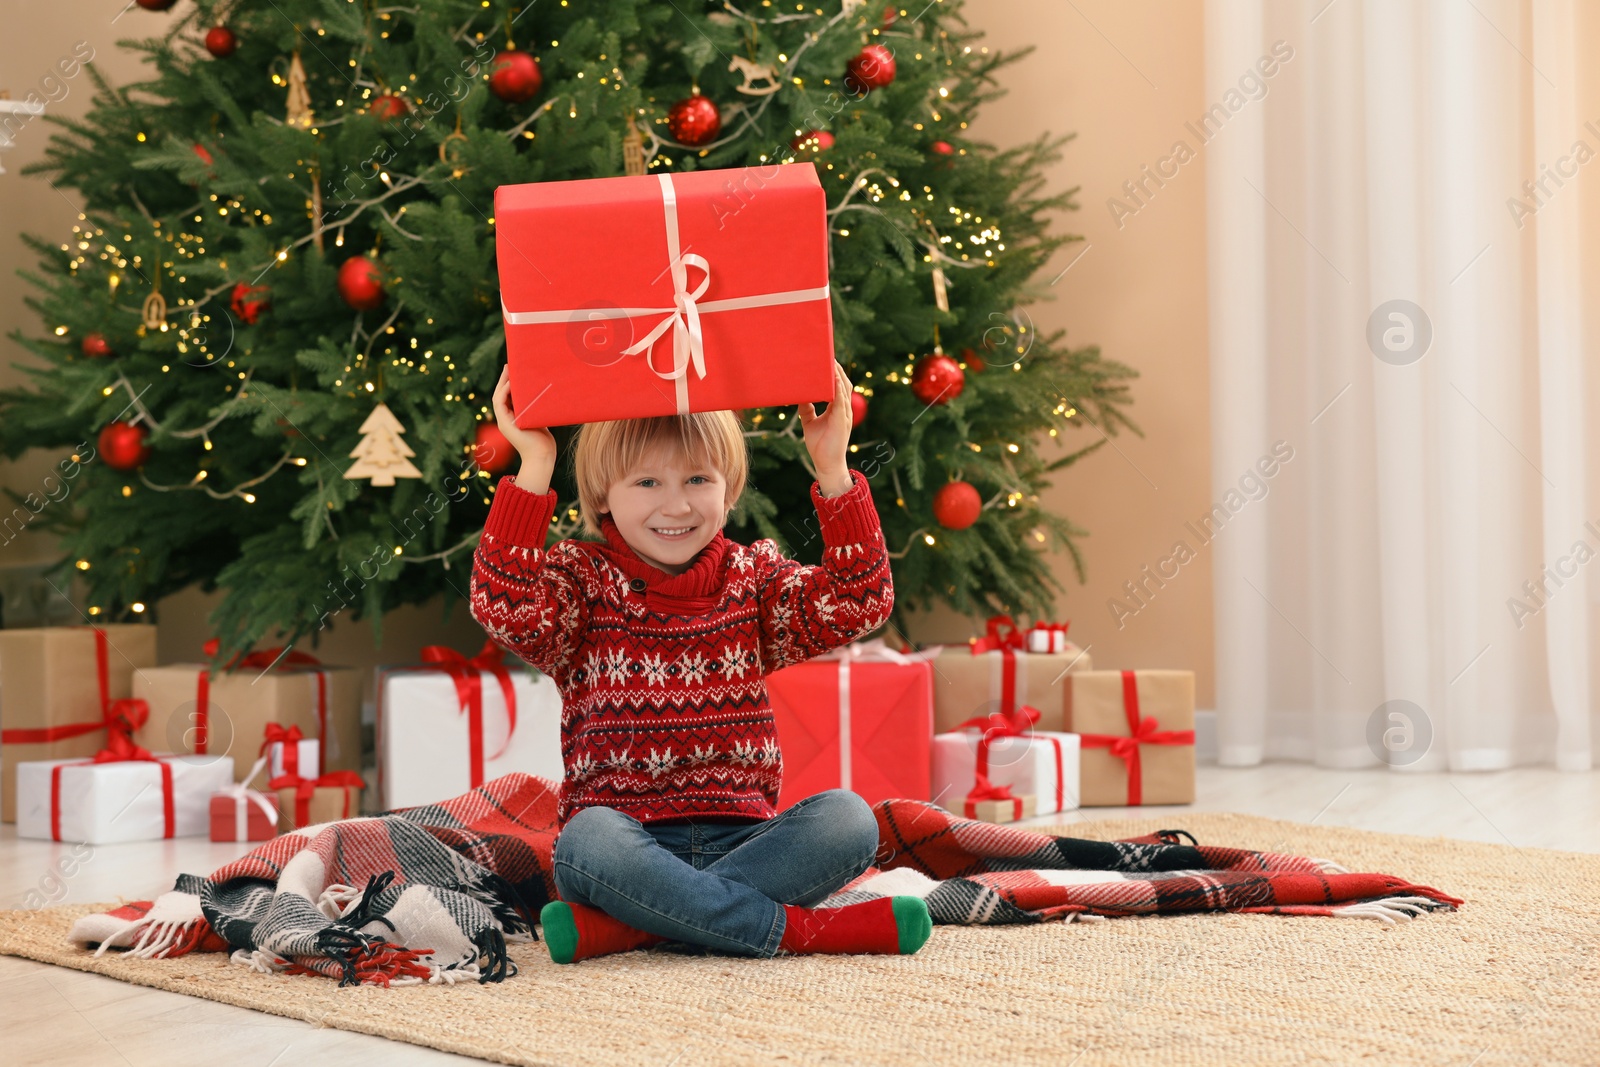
<box><xmin>756</xmin><ymin>467</ymin><xmax>895</xmax><ymax>674</ymax></box>
<box><xmin>469</xmin><ymin>363</ymin><xmax>588</xmax><ymax>675</ymax></box>
<box><xmin>470</xmin><ymin>477</ymin><xmax>590</xmax><ymax>676</ymax></box>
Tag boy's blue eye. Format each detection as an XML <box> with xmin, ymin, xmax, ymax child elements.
<box><xmin>689</xmin><ymin>475</ymin><xmax>707</xmax><ymax>484</ymax></box>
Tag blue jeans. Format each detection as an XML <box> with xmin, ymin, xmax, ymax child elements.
<box><xmin>551</xmin><ymin>789</ymin><xmax>879</xmax><ymax>957</ymax></box>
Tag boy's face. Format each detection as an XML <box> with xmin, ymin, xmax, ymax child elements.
<box><xmin>600</xmin><ymin>444</ymin><xmax>728</xmax><ymax>576</ymax></box>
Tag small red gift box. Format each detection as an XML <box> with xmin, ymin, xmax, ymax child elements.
<box><xmin>767</xmin><ymin>640</ymin><xmax>933</xmax><ymax>810</ymax></box>
<box><xmin>495</xmin><ymin>162</ymin><xmax>834</xmax><ymax>427</ymax></box>
<box><xmin>209</xmin><ymin>790</ymin><xmax>278</xmax><ymax>841</ymax></box>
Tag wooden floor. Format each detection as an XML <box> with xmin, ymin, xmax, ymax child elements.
<box><xmin>3</xmin><ymin>762</ymin><xmax>1596</xmax><ymax>1066</ymax></box>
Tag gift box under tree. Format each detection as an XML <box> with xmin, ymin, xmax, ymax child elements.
<box><xmin>0</xmin><ymin>624</ymin><xmax>158</xmax><ymax>823</ymax></box>
<box><xmin>376</xmin><ymin>641</ymin><xmax>563</xmax><ymax>809</ymax></box>
<box><xmin>131</xmin><ymin>640</ymin><xmax>360</xmax><ymax>784</ymax></box>
<box><xmin>273</xmin><ymin>770</ymin><xmax>365</xmax><ymax>832</ymax></box>
<box><xmin>1064</xmin><ymin>670</ymin><xmax>1195</xmax><ymax>807</ymax></box>
<box><xmin>496</xmin><ymin>162</ymin><xmax>834</xmax><ymax>426</ymax></box>
<box><xmin>932</xmin><ymin>705</ymin><xmax>1080</xmax><ymax>819</ymax></box>
<box><xmin>16</xmin><ymin>712</ymin><xmax>234</xmax><ymax>844</ymax></box>
<box><xmin>767</xmin><ymin>639</ymin><xmax>934</xmax><ymax>810</ymax></box>
<box><xmin>931</xmin><ymin>615</ymin><xmax>1093</xmax><ymax>734</ymax></box>
<box><xmin>209</xmin><ymin>754</ymin><xmax>279</xmax><ymax>842</ymax></box>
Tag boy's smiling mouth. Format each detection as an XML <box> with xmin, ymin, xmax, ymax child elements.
<box><xmin>650</xmin><ymin>524</ymin><xmax>699</xmax><ymax>541</ymax></box>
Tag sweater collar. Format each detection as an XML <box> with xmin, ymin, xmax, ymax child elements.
<box><xmin>596</xmin><ymin>512</ymin><xmax>731</xmax><ymax>597</ymax></box>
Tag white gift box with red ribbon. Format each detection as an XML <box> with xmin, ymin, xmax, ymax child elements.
<box><xmin>377</xmin><ymin>664</ymin><xmax>563</xmax><ymax>809</ymax></box>
<box><xmin>16</xmin><ymin>754</ymin><xmax>235</xmax><ymax>844</ymax></box>
<box><xmin>932</xmin><ymin>730</ymin><xmax>1080</xmax><ymax>818</ymax></box>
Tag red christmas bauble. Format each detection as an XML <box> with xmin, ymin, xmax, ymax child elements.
<box><xmin>369</xmin><ymin>93</ymin><xmax>409</xmax><ymax>121</ymax></box>
<box><xmin>667</xmin><ymin>94</ymin><xmax>721</xmax><ymax>147</ymax></box>
<box><xmin>846</xmin><ymin>44</ymin><xmax>897</xmax><ymax>93</ymax></box>
<box><xmin>99</xmin><ymin>421</ymin><xmax>150</xmax><ymax>470</ymax></box>
<box><xmin>136</xmin><ymin>0</ymin><xmax>177</xmax><ymax>10</ymax></box>
<box><xmin>790</xmin><ymin>129</ymin><xmax>835</xmax><ymax>153</ymax></box>
<box><xmin>230</xmin><ymin>281</ymin><xmax>270</xmax><ymax>325</ymax></box>
<box><xmin>931</xmin><ymin>140</ymin><xmax>954</xmax><ymax>156</ymax></box>
<box><xmin>961</xmin><ymin>345</ymin><xmax>983</xmax><ymax>374</ymax></box>
<box><xmin>474</xmin><ymin>422</ymin><xmax>514</xmax><ymax>474</ymax></box>
<box><xmin>489</xmin><ymin>50</ymin><xmax>543</xmax><ymax>103</ymax></box>
<box><xmin>932</xmin><ymin>480</ymin><xmax>982</xmax><ymax>530</ymax></box>
<box><xmin>80</xmin><ymin>332</ymin><xmax>114</xmax><ymax>358</ymax></box>
<box><xmin>849</xmin><ymin>392</ymin><xmax>867</xmax><ymax>426</ymax></box>
<box><xmin>192</xmin><ymin>143</ymin><xmax>213</xmax><ymax>166</ymax></box>
<box><xmin>337</xmin><ymin>256</ymin><xmax>385</xmax><ymax>311</ymax></box>
<box><xmin>882</xmin><ymin>4</ymin><xmax>899</xmax><ymax>26</ymax></box>
<box><xmin>204</xmin><ymin>27</ymin><xmax>237</xmax><ymax>58</ymax></box>
<box><xmin>910</xmin><ymin>353</ymin><xmax>964</xmax><ymax>405</ymax></box>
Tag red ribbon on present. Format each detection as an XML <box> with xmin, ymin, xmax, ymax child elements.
<box><xmin>1077</xmin><ymin>670</ymin><xmax>1196</xmax><ymax>806</ymax></box>
<box><xmin>260</xmin><ymin>723</ymin><xmax>307</xmax><ymax>778</ymax></box>
<box><xmin>49</xmin><ymin>700</ymin><xmax>173</xmax><ymax>842</ymax></box>
<box><xmin>952</xmin><ymin>703</ymin><xmax>1042</xmax><ymax>820</ymax></box>
<box><xmin>269</xmin><ymin>770</ymin><xmax>366</xmax><ymax>829</ymax></box>
<box><xmin>416</xmin><ymin>641</ymin><xmax>519</xmax><ymax>788</ymax></box>
<box><xmin>1</xmin><ymin>627</ymin><xmax>149</xmax><ymax>749</ymax></box>
<box><xmin>968</xmin><ymin>615</ymin><xmax>1028</xmax><ymax>717</ymax></box>
<box><xmin>197</xmin><ymin>639</ymin><xmax>327</xmax><ymax>770</ymax></box>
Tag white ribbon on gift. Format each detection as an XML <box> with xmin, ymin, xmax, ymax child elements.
<box><xmin>218</xmin><ymin>755</ymin><xmax>278</xmax><ymax>840</ymax></box>
<box><xmin>811</xmin><ymin>639</ymin><xmax>942</xmax><ymax>790</ymax></box>
<box><xmin>499</xmin><ymin>171</ymin><xmax>832</xmax><ymax>415</ymax></box>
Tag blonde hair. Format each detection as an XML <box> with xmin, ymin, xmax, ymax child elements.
<box><xmin>572</xmin><ymin>411</ymin><xmax>748</xmax><ymax>537</ymax></box>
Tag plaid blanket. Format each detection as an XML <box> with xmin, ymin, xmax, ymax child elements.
<box><xmin>68</xmin><ymin>774</ymin><xmax>1461</xmax><ymax>984</ymax></box>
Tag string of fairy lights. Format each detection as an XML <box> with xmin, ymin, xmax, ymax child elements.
<box><xmin>56</xmin><ymin>0</ymin><xmax>1076</xmax><ymax>614</ymax></box>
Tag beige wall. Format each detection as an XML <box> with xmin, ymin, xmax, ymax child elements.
<box><xmin>911</xmin><ymin>0</ymin><xmax>1214</xmax><ymax>706</ymax></box>
<box><xmin>0</xmin><ymin>1</ymin><xmax>1215</xmax><ymax>703</ymax></box>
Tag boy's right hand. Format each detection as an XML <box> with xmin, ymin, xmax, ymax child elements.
<box><xmin>492</xmin><ymin>364</ymin><xmax>556</xmax><ymax>493</ymax></box>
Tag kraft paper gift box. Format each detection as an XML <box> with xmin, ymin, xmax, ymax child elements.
<box><xmin>932</xmin><ymin>729</ymin><xmax>1080</xmax><ymax>818</ymax></box>
<box><xmin>132</xmin><ymin>650</ymin><xmax>361</xmax><ymax>785</ymax></box>
<box><xmin>275</xmin><ymin>772</ymin><xmax>365</xmax><ymax>832</ymax></box>
<box><xmin>16</xmin><ymin>753</ymin><xmax>235</xmax><ymax>844</ymax></box>
<box><xmin>964</xmin><ymin>793</ymin><xmax>1037</xmax><ymax>824</ymax></box>
<box><xmin>0</xmin><ymin>624</ymin><xmax>158</xmax><ymax>823</ymax></box>
<box><xmin>766</xmin><ymin>640</ymin><xmax>934</xmax><ymax>811</ymax></box>
<box><xmin>376</xmin><ymin>643</ymin><xmax>564</xmax><ymax>810</ymax></box>
<box><xmin>931</xmin><ymin>616</ymin><xmax>1092</xmax><ymax>734</ymax></box>
<box><xmin>496</xmin><ymin>162</ymin><xmax>834</xmax><ymax>427</ymax></box>
<box><xmin>1064</xmin><ymin>670</ymin><xmax>1196</xmax><ymax>807</ymax></box>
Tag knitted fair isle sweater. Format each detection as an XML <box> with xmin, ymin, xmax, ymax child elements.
<box><xmin>469</xmin><ymin>467</ymin><xmax>894</xmax><ymax>827</ymax></box>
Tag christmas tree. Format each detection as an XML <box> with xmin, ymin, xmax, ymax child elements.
<box><xmin>1</xmin><ymin>0</ymin><xmax>1136</xmax><ymax>662</ymax></box>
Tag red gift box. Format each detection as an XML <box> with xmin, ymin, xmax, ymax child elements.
<box><xmin>767</xmin><ymin>640</ymin><xmax>933</xmax><ymax>810</ymax></box>
<box><xmin>495</xmin><ymin>162</ymin><xmax>834</xmax><ymax>427</ymax></box>
<box><xmin>209</xmin><ymin>790</ymin><xmax>278</xmax><ymax>841</ymax></box>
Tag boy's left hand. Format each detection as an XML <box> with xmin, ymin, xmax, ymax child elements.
<box><xmin>798</xmin><ymin>362</ymin><xmax>854</xmax><ymax>487</ymax></box>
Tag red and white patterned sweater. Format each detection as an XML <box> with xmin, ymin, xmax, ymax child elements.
<box><xmin>469</xmin><ymin>467</ymin><xmax>894</xmax><ymax>827</ymax></box>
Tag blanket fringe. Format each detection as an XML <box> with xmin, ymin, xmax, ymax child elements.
<box><xmin>1330</xmin><ymin>896</ymin><xmax>1448</xmax><ymax>925</ymax></box>
<box><xmin>1314</xmin><ymin>857</ymin><xmax>1352</xmax><ymax>874</ymax></box>
<box><xmin>106</xmin><ymin>917</ymin><xmax>202</xmax><ymax>960</ymax></box>
<box><xmin>230</xmin><ymin>948</ymin><xmax>289</xmax><ymax>974</ymax></box>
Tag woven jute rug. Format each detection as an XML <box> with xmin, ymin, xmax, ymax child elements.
<box><xmin>2</xmin><ymin>812</ymin><xmax>1597</xmax><ymax>1067</ymax></box>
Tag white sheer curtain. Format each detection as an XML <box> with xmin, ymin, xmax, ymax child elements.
<box><xmin>1207</xmin><ymin>0</ymin><xmax>1597</xmax><ymax>772</ymax></box>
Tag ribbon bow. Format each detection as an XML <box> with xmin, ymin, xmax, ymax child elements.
<box><xmin>1077</xmin><ymin>671</ymin><xmax>1196</xmax><ymax>806</ymax></box>
<box><xmin>969</xmin><ymin>614</ymin><xmax>1025</xmax><ymax>655</ymax></box>
<box><xmin>202</xmin><ymin>637</ymin><xmax>323</xmax><ymax>672</ymax></box>
<box><xmin>417</xmin><ymin>640</ymin><xmax>519</xmax><ymax>788</ymax></box>
<box><xmin>269</xmin><ymin>769</ymin><xmax>366</xmax><ymax>830</ymax></box>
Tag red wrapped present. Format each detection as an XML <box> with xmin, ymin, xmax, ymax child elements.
<box><xmin>767</xmin><ymin>639</ymin><xmax>934</xmax><ymax>810</ymax></box>
<box><xmin>209</xmin><ymin>756</ymin><xmax>279</xmax><ymax>842</ymax></box>
<box><xmin>495</xmin><ymin>162</ymin><xmax>834</xmax><ymax>427</ymax></box>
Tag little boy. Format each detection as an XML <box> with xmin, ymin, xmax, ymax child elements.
<box><xmin>470</xmin><ymin>361</ymin><xmax>930</xmax><ymax>963</ymax></box>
